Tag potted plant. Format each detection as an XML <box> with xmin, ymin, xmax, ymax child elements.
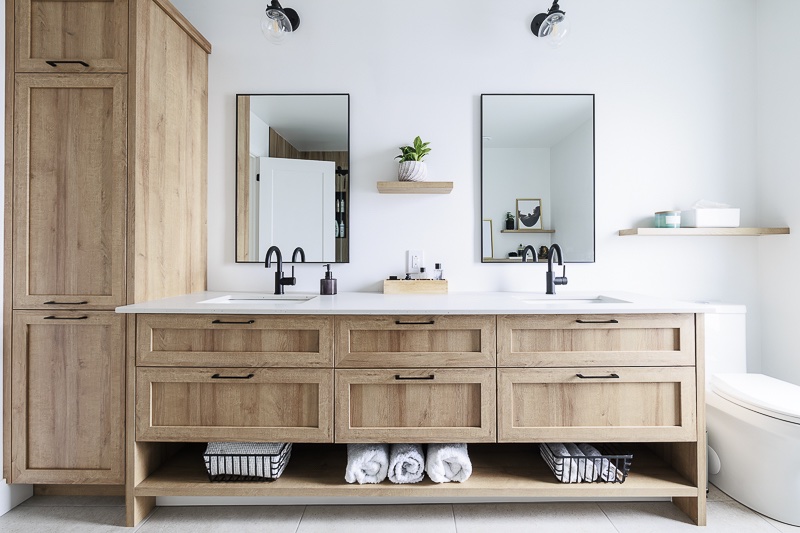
<box><xmin>395</xmin><ymin>136</ymin><xmax>431</xmax><ymax>182</ymax></box>
<box><xmin>505</xmin><ymin>211</ymin><xmax>515</xmax><ymax>230</ymax></box>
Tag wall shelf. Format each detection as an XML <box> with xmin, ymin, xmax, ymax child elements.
<box><xmin>619</xmin><ymin>227</ymin><xmax>790</xmax><ymax>236</ymax></box>
<box><xmin>501</xmin><ymin>229</ymin><xmax>555</xmax><ymax>234</ymax></box>
<box><xmin>377</xmin><ymin>181</ymin><xmax>453</xmax><ymax>194</ymax></box>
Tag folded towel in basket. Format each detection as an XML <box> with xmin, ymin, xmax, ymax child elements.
<box><xmin>565</xmin><ymin>443</ymin><xmax>598</xmax><ymax>481</ymax></box>
<box><xmin>539</xmin><ymin>443</ymin><xmax>584</xmax><ymax>483</ymax></box>
<box><xmin>425</xmin><ymin>443</ymin><xmax>472</xmax><ymax>483</ymax></box>
<box><xmin>345</xmin><ymin>443</ymin><xmax>390</xmax><ymax>484</ymax></box>
<box><xmin>204</xmin><ymin>442</ymin><xmax>291</xmax><ymax>479</ymax></box>
<box><xmin>578</xmin><ymin>443</ymin><xmax>621</xmax><ymax>482</ymax></box>
<box><xmin>388</xmin><ymin>443</ymin><xmax>425</xmax><ymax>484</ymax></box>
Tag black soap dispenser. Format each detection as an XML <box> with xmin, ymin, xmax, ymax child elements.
<box><xmin>320</xmin><ymin>264</ymin><xmax>337</xmax><ymax>295</ymax></box>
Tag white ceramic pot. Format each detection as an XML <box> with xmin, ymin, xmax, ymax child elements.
<box><xmin>398</xmin><ymin>161</ymin><xmax>428</xmax><ymax>182</ymax></box>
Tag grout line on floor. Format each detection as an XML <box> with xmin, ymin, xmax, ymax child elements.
<box><xmin>449</xmin><ymin>504</ymin><xmax>457</xmax><ymax>533</ymax></box>
<box><xmin>596</xmin><ymin>502</ymin><xmax>621</xmax><ymax>533</ymax></box>
<box><xmin>132</xmin><ymin>505</ymin><xmax>159</xmax><ymax>532</ymax></box>
<box><xmin>293</xmin><ymin>505</ymin><xmax>308</xmax><ymax>533</ymax></box>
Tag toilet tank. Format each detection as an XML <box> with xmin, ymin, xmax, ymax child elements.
<box><xmin>702</xmin><ymin>303</ymin><xmax>747</xmax><ymax>387</ymax></box>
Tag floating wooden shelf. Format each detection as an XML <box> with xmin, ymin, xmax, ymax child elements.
<box><xmin>483</xmin><ymin>257</ymin><xmax>544</xmax><ymax>263</ymax></box>
<box><xmin>619</xmin><ymin>227</ymin><xmax>790</xmax><ymax>237</ymax></box>
<box><xmin>377</xmin><ymin>181</ymin><xmax>453</xmax><ymax>194</ymax></box>
<box><xmin>135</xmin><ymin>443</ymin><xmax>697</xmax><ymax>499</ymax></box>
<box><xmin>501</xmin><ymin>229</ymin><xmax>555</xmax><ymax>234</ymax></box>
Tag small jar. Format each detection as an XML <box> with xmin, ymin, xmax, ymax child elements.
<box><xmin>654</xmin><ymin>210</ymin><xmax>681</xmax><ymax>228</ymax></box>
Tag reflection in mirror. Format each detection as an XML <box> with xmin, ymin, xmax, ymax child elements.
<box><xmin>481</xmin><ymin>94</ymin><xmax>595</xmax><ymax>263</ymax></box>
<box><xmin>236</xmin><ymin>94</ymin><xmax>349</xmax><ymax>263</ymax></box>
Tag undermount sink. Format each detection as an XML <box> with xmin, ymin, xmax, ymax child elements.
<box><xmin>199</xmin><ymin>293</ymin><xmax>318</xmax><ymax>304</ymax></box>
<box><xmin>515</xmin><ymin>295</ymin><xmax>630</xmax><ymax>305</ymax></box>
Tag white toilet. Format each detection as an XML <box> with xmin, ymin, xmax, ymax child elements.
<box><xmin>704</xmin><ymin>305</ymin><xmax>800</xmax><ymax>526</ymax></box>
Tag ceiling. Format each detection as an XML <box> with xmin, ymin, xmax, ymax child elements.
<box><xmin>248</xmin><ymin>94</ymin><xmax>349</xmax><ymax>152</ymax></box>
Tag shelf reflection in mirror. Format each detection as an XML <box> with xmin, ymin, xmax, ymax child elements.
<box><xmin>481</xmin><ymin>94</ymin><xmax>595</xmax><ymax>263</ymax></box>
<box><xmin>236</xmin><ymin>94</ymin><xmax>350</xmax><ymax>263</ymax></box>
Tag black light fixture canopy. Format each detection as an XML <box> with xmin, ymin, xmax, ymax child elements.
<box><xmin>531</xmin><ymin>1</ymin><xmax>567</xmax><ymax>39</ymax></box>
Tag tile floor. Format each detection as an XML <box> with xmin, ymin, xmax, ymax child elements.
<box><xmin>1</xmin><ymin>485</ymin><xmax>798</xmax><ymax>533</ymax></box>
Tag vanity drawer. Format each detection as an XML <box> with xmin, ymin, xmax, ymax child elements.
<box><xmin>136</xmin><ymin>367</ymin><xmax>333</xmax><ymax>442</ymax></box>
<box><xmin>497</xmin><ymin>367</ymin><xmax>697</xmax><ymax>442</ymax></box>
<box><xmin>334</xmin><ymin>315</ymin><xmax>496</xmax><ymax>368</ymax></box>
<box><xmin>335</xmin><ymin>368</ymin><xmax>496</xmax><ymax>443</ymax></box>
<box><xmin>136</xmin><ymin>314</ymin><xmax>334</xmax><ymax>368</ymax></box>
<box><xmin>497</xmin><ymin>314</ymin><xmax>695</xmax><ymax>367</ymax></box>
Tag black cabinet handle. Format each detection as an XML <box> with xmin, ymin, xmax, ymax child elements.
<box><xmin>211</xmin><ymin>373</ymin><xmax>255</xmax><ymax>380</ymax></box>
<box><xmin>46</xmin><ymin>60</ymin><xmax>90</xmax><ymax>68</ymax></box>
<box><xmin>44</xmin><ymin>301</ymin><xmax>88</xmax><ymax>305</ymax></box>
<box><xmin>576</xmin><ymin>373</ymin><xmax>620</xmax><ymax>379</ymax></box>
<box><xmin>395</xmin><ymin>374</ymin><xmax>435</xmax><ymax>380</ymax></box>
<box><xmin>575</xmin><ymin>319</ymin><xmax>619</xmax><ymax>324</ymax></box>
<box><xmin>394</xmin><ymin>320</ymin><xmax>435</xmax><ymax>325</ymax></box>
<box><xmin>44</xmin><ymin>316</ymin><xmax>89</xmax><ymax>320</ymax></box>
<box><xmin>212</xmin><ymin>319</ymin><xmax>255</xmax><ymax>325</ymax></box>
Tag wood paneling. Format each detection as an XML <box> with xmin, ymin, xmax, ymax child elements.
<box><xmin>335</xmin><ymin>315</ymin><xmax>496</xmax><ymax>368</ymax></box>
<box><xmin>131</xmin><ymin>0</ymin><xmax>207</xmax><ymax>302</ymax></box>
<box><xmin>236</xmin><ymin>95</ymin><xmax>251</xmax><ymax>261</ymax></box>
<box><xmin>11</xmin><ymin>311</ymin><xmax>125</xmax><ymax>483</ymax></box>
<box><xmin>13</xmin><ymin>74</ymin><xmax>127</xmax><ymax>309</ymax></box>
<box><xmin>136</xmin><ymin>314</ymin><xmax>334</xmax><ymax>367</ymax></box>
<box><xmin>497</xmin><ymin>367</ymin><xmax>696</xmax><ymax>443</ymax></box>
<box><xmin>15</xmin><ymin>0</ymin><xmax>128</xmax><ymax>72</ymax></box>
<box><xmin>136</xmin><ymin>367</ymin><xmax>333</xmax><ymax>442</ymax></box>
<box><xmin>335</xmin><ymin>368</ymin><xmax>496</xmax><ymax>443</ymax></box>
<box><xmin>498</xmin><ymin>314</ymin><xmax>695</xmax><ymax>367</ymax></box>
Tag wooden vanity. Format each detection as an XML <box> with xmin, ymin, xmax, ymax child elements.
<box><xmin>120</xmin><ymin>293</ymin><xmax>707</xmax><ymax>527</ymax></box>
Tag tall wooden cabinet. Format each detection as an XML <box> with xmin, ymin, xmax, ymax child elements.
<box><xmin>4</xmin><ymin>0</ymin><xmax>210</xmax><ymax>487</ymax></box>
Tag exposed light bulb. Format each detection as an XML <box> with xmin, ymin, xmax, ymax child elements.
<box><xmin>261</xmin><ymin>10</ymin><xmax>293</xmax><ymax>45</ymax></box>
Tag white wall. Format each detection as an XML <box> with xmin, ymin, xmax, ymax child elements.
<box><xmin>756</xmin><ymin>0</ymin><xmax>800</xmax><ymax>385</ymax></box>
<box><xmin>170</xmin><ymin>0</ymin><xmax>763</xmax><ymax>364</ymax></box>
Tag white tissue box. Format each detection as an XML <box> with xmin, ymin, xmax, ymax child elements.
<box><xmin>681</xmin><ymin>208</ymin><xmax>740</xmax><ymax>228</ymax></box>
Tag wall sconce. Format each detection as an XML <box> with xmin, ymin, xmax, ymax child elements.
<box><xmin>261</xmin><ymin>0</ymin><xmax>300</xmax><ymax>45</ymax></box>
<box><xmin>531</xmin><ymin>1</ymin><xmax>569</xmax><ymax>47</ymax></box>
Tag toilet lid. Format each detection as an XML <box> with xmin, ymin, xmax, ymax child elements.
<box><xmin>711</xmin><ymin>373</ymin><xmax>800</xmax><ymax>424</ymax></box>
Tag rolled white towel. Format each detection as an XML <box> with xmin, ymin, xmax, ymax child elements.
<box><xmin>539</xmin><ymin>443</ymin><xmax>583</xmax><ymax>483</ymax></box>
<box><xmin>388</xmin><ymin>443</ymin><xmax>425</xmax><ymax>484</ymax></box>
<box><xmin>425</xmin><ymin>443</ymin><xmax>472</xmax><ymax>483</ymax></box>
<box><xmin>577</xmin><ymin>443</ymin><xmax>621</xmax><ymax>482</ymax></box>
<box><xmin>565</xmin><ymin>443</ymin><xmax>597</xmax><ymax>482</ymax></box>
<box><xmin>345</xmin><ymin>443</ymin><xmax>389</xmax><ymax>484</ymax></box>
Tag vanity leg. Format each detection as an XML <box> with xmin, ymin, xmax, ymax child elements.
<box><xmin>127</xmin><ymin>495</ymin><xmax>156</xmax><ymax>527</ymax></box>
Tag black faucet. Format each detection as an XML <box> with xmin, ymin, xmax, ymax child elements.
<box><xmin>291</xmin><ymin>247</ymin><xmax>306</xmax><ymax>263</ymax></box>
<box><xmin>546</xmin><ymin>243</ymin><xmax>568</xmax><ymax>294</ymax></box>
<box><xmin>521</xmin><ymin>245</ymin><xmax>538</xmax><ymax>263</ymax></box>
<box><xmin>264</xmin><ymin>246</ymin><xmax>296</xmax><ymax>295</ymax></box>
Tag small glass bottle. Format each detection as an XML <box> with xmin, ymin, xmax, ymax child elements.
<box><xmin>433</xmin><ymin>263</ymin><xmax>444</xmax><ymax>280</ymax></box>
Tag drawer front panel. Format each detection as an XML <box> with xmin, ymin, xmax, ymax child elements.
<box><xmin>498</xmin><ymin>367</ymin><xmax>696</xmax><ymax>442</ymax></box>
<box><xmin>335</xmin><ymin>369</ymin><xmax>496</xmax><ymax>442</ymax></box>
<box><xmin>137</xmin><ymin>314</ymin><xmax>334</xmax><ymax>367</ymax></box>
<box><xmin>335</xmin><ymin>315</ymin><xmax>496</xmax><ymax>368</ymax></box>
<box><xmin>136</xmin><ymin>368</ymin><xmax>333</xmax><ymax>442</ymax></box>
<box><xmin>498</xmin><ymin>314</ymin><xmax>695</xmax><ymax>367</ymax></box>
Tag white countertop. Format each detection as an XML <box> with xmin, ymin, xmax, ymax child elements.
<box><xmin>115</xmin><ymin>290</ymin><xmax>723</xmax><ymax>315</ymax></box>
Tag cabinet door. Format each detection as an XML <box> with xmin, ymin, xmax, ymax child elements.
<box><xmin>497</xmin><ymin>314</ymin><xmax>695</xmax><ymax>367</ymax></box>
<box><xmin>13</xmin><ymin>74</ymin><xmax>127</xmax><ymax>309</ymax></box>
<box><xmin>335</xmin><ymin>368</ymin><xmax>496</xmax><ymax>443</ymax></box>
<box><xmin>497</xmin><ymin>367</ymin><xmax>697</xmax><ymax>443</ymax></box>
<box><xmin>15</xmin><ymin>0</ymin><xmax>128</xmax><ymax>72</ymax></box>
<box><xmin>11</xmin><ymin>311</ymin><xmax>125</xmax><ymax>484</ymax></box>
<box><xmin>335</xmin><ymin>315</ymin><xmax>496</xmax><ymax>368</ymax></box>
<box><xmin>136</xmin><ymin>368</ymin><xmax>334</xmax><ymax>443</ymax></box>
<box><xmin>137</xmin><ymin>314</ymin><xmax>334</xmax><ymax>368</ymax></box>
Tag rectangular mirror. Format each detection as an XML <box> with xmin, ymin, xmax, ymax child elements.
<box><xmin>236</xmin><ymin>94</ymin><xmax>350</xmax><ymax>263</ymax></box>
<box><xmin>481</xmin><ymin>94</ymin><xmax>595</xmax><ymax>263</ymax></box>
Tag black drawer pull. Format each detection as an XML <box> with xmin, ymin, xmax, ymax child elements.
<box><xmin>576</xmin><ymin>319</ymin><xmax>619</xmax><ymax>324</ymax></box>
<box><xmin>44</xmin><ymin>316</ymin><xmax>89</xmax><ymax>320</ymax></box>
<box><xmin>44</xmin><ymin>300</ymin><xmax>88</xmax><ymax>305</ymax></box>
<box><xmin>211</xmin><ymin>373</ymin><xmax>255</xmax><ymax>380</ymax></box>
<box><xmin>212</xmin><ymin>319</ymin><xmax>256</xmax><ymax>325</ymax></box>
<box><xmin>46</xmin><ymin>60</ymin><xmax>90</xmax><ymax>68</ymax></box>
<box><xmin>576</xmin><ymin>373</ymin><xmax>620</xmax><ymax>379</ymax></box>
<box><xmin>394</xmin><ymin>374</ymin><xmax>435</xmax><ymax>380</ymax></box>
<box><xmin>394</xmin><ymin>320</ymin><xmax>435</xmax><ymax>325</ymax></box>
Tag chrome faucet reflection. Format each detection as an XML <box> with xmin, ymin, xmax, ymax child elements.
<box><xmin>546</xmin><ymin>243</ymin><xmax>568</xmax><ymax>294</ymax></box>
<box><xmin>264</xmin><ymin>246</ymin><xmax>298</xmax><ymax>295</ymax></box>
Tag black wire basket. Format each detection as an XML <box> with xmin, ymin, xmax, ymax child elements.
<box><xmin>539</xmin><ymin>443</ymin><xmax>633</xmax><ymax>484</ymax></box>
<box><xmin>203</xmin><ymin>442</ymin><xmax>292</xmax><ymax>482</ymax></box>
